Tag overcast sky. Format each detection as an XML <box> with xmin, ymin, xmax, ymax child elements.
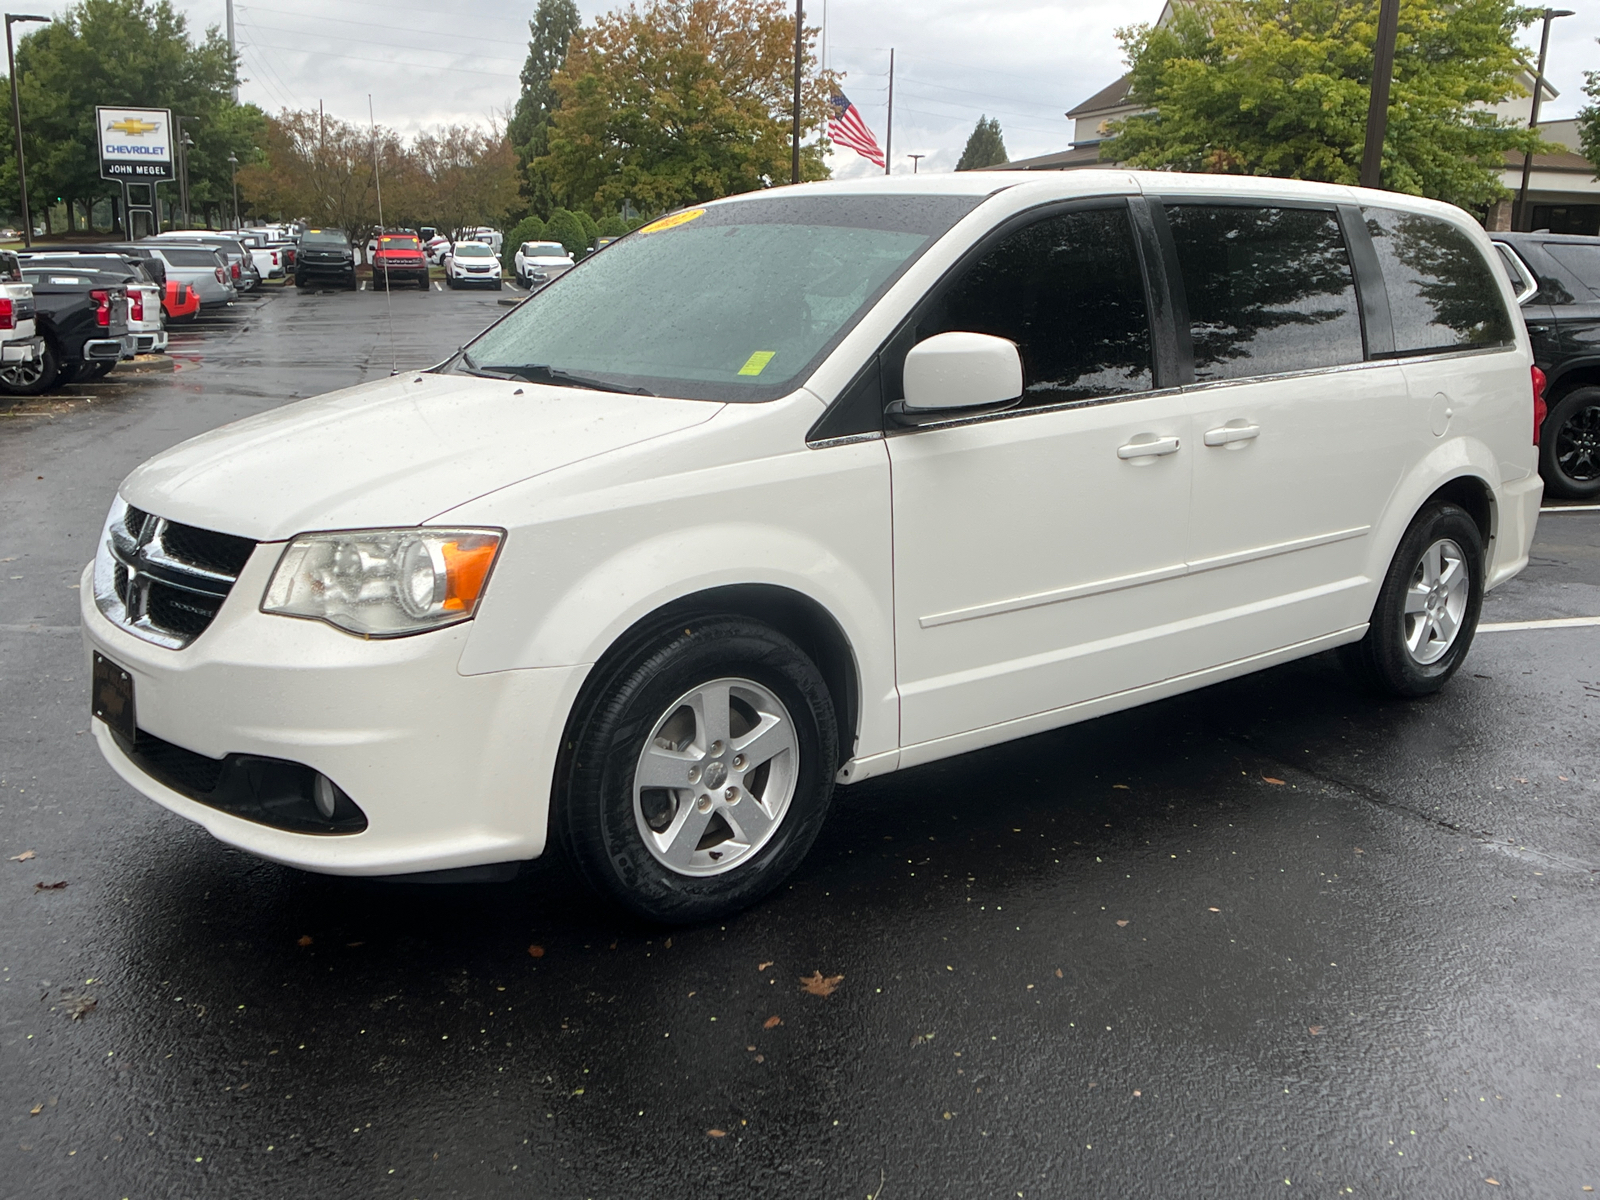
<box><xmin>36</xmin><ymin>0</ymin><xmax>1600</xmax><ymax>178</ymax></box>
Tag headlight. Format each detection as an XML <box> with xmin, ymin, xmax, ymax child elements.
<box><xmin>262</xmin><ymin>528</ymin><xmax>502</xmax><ymax>638</ymax></box>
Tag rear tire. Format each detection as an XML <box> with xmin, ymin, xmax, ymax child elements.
<box><xmin>0</xmin><ymin>339</ymin><xmax>60</xmax><ymax>396</ymax></box>
<box><xmin>1340</xmin><ymin>503</ymin><xmax>1484</xmax><ymax>698</ymax></box>
<box><xmin>1539</xmin><ymin>386</ymin><xmax>1600</xmax><ymax>500</ymax></box>
<box><xmin>557</xmin><ymin>615</ymin><xmax>838</xmax><ymax>925</ymax></box>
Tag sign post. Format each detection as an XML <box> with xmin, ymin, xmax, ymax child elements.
<box><xmin>95</xmin><ymin>106</ymin><xmax>175</xmax><ymax>238</ymax></box>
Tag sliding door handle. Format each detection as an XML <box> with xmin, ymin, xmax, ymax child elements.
<box><xmin>1203</xmin><ymin>423</ymin><xmax>1261</xmax><ymax>447</ymax></box>
<box><xmin>1117</xmin><ymin>435</ymin><xmax>1181</xmax><ymax>460</ymax></box>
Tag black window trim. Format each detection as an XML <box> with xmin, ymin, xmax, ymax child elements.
<box><xmin>808</xmin><ymin>194</ymin><xmax>1173</xmax><ymax>445</ymax></box>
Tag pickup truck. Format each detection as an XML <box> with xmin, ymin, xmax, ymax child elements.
<box><xmin>0</xmin><ymin>249</ymin><xmax>44</xmax><ymax>395</ymax></box>
<box><xmin>20</xmin><ymin>252</ymin><xmax>167</xmax><ymax>359</ymax></box>
<box><xmin>1</xmin><ymin>266</ymin><xmax>134</xmax><ymax>394</ymax></box>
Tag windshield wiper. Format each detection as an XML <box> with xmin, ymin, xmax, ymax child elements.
<box><xmin>492</xmin><ymin>363</ymin><xmax>654</xmax><ymax>396</ymax></box>
<box><xmin>454</xmin><ymin>351</ymin><xmax>517</xmax><ymax>381</ymax></box>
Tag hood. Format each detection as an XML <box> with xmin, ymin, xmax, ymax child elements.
<box><xmin>120</xmin><ymin>373</ymin><xmax>722</xmax><ymax>541</ymax></box>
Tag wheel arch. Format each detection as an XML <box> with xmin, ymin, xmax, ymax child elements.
<box><xmin>1544</xmin><ymin>356</ymin><xmax>1600</xmax><ymax>403</ymax></box>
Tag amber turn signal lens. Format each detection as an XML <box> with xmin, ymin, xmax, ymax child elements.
<box><xmin>442</xmin><ymin>540</ymin><xmax>499</xmax><ymax>612</ymax></box>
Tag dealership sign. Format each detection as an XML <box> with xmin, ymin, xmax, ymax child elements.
<box><xmin>96</xmin><ymin>106</ymin><xmax>175</xmax><ymax>181</ymax></box>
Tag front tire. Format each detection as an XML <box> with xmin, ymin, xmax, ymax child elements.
<box><xmin>1540</xmin><ymin>386</ymin><xmax>1600</xmax><ymax>500</ymax></box>
<box><xmin>1341</xmin><ymin>502</ymin><xmax>1484</xmax><ymax>697</ymax></box>
<box><xmin>557</xmin><ymin>616</ymin><xmax>838</xmax><ymax>924</ymax></box>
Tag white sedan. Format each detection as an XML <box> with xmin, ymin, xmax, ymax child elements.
<box><xmin>443</xmin><ymin>241</ymin><xmax>503</xmax><ymax>289</ymax></box>
<box><xmin>513</xmin><ymin>240</ymin><xmax>575</xmax><ymax>288</ymax></box>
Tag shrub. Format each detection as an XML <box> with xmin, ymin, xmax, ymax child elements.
<box><xmin>502</xmin><ymin>214</ymin><xmax>546</xmax><ymax>271</ymax></box>
<box><xmin>544</xmin><ymin>208</ymin><xmax>588</xmax><ymax>258</ymax></box>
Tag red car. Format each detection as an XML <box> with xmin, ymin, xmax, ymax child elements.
<box><xmin>162</xmin><ymin>279</ymin><xmax>201</xmax><ymax>323</ymax></box>
<box><xmin>372</xmin><ymin>232</ymin><xmax>430</xmax><ymax>290</ymax></box>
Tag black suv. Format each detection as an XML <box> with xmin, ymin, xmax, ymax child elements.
<box><xmin>1491</xmin><ymin>232</ymin><xmax>1600</xmax><ymax>499</ymax></box>
<box><xmin>294</xmin><ymin>228</ymin><xmax>357</xmax><ymax>290</ymax></box>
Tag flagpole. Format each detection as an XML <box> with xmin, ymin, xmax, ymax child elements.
<box><xmin>791</xmin><ymin>0</ymin><xmax>803</xmax><ymax>185</ymax></box>
<box><xmin>885</xmin><ymin>48</ymin><xmax>894</xmax><ymax>176</ymax></box>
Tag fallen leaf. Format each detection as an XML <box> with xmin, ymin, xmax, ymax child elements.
<box><xmin>746</xmin><ymin>1045</ymin><xmax>756</xmax><ymax>1051</ymax></box>
<box><xmin>1132</xmin><ymin>1090</ymin><xmax>1142</xmax><ymax>1097</ymax></box>
<box><xmin>35</xmin><ymin>881</ymin><xmax>67</xmax><ymax>890</ymax></box>
<box><xmin>345</xmin><ymin>942</ymin><xmax>363</xmax><ymax>948</ymax></box>
<box><xmin>527</xmin><ymin>945</ymin><xmax>545</xmax><ymax>958</ymax></box>
<box><xmin>1262</xmin><ymin>776</ymin><xmax>1286</xmax><ymax>786</ymax></box>
<box><xmin>10</xmin><ymin>850</ymin><xmax>35</xmax><ymax>862</ymax></box>
<box><xmin>1309</xmin><ymin>1025</ymin><xmax>1324</xmax><ymax>1035</ymax></box>
<box><xmin>67</xmin><ymin>996</ymin><xmax>97</xmax><ymax>1020</ymax></box>
<box><xmin>1054</xmin><ymin>968</ymin><xmax>1063</xmax><ymax>978</ymax></box>
<box><xmin>296</xmin><ymin>935</ymin><xmax>313</xmax><ymax>947</ymax></box>
<box><xmin>1208</xmin><ymin>907</ymin><xmax>1220</xmax><ymax>913</ymax></box>
<box><xmin>663</xmin><ymin>938</ymin><xmax>672</xmax><ymax>949</ymax></box>
<box><xmin>799</xmin><ymin>970</ymin><xmax>843</xmax><ymax>997</ymax></box>
<box><xmin>29</xmin><ymin>1104</ymin><xmax>42</xmax><ymax>1116</ymax></box>
<box><xmin>1485</xmin><ymin>1179</ymin><xmax>1500</xmax><ymax>1187</ymax></box>
<box><xmin>754</xmin><ymin>1054</ymin><xmax>764</xmax><ymax>1063</ymax></box>
<box><xmin>757</xmin><ymin>961</ymin><xmax>773</xmax><ymax>971</ymax></box>
<box><xmin>1354</xmin><ymin>848</ymin><xmax>1365</xmax><ymax>854</ymax></box>
<box><xmin>1111</xmin><ymin>783</ymin><xmax>1129</xmax><ymax>790</ymax></box>
<box><xmin>706</xmin><ymin>1129</ymin><xmax>726</xmax><ymax>1138</ymax></box>
<box><xmin>1559</xmin><ymin>775</ymin><xmax>1570</xmax><ymax>782</ymax></box>
<box><xmin>762</xmin><ymin>1015</ymin><xmax>782</xmax><ymax>1029</ymax></box>
<box><xmin>1115</xmin><ymin>920</ymin><xmax>1129</xmax><ymax>928</ymax></box>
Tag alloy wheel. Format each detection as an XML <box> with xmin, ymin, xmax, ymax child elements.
<box><xmin>1555</xmin><ymin>401</ymin><xmax>1600</xmax><ymax>483</ymax></box>
<box><xmin>1403</xmin><ymin>537</ymin><xmax>1469</xmax><ymax>665</ymax></box>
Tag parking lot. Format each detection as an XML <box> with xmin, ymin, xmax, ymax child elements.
<box><xmin>3</xmin><ymin>285</ymin><xmax>1599</xmax><ymax>1198</ymax></box>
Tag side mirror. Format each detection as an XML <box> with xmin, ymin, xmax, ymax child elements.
<box><xmin>889</xmin><ymin>331</ymin><xmax>1023</xmax><ymax>425</ymax></box>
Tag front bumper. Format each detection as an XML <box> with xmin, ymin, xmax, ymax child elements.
<box><xmin>1</xmin><ymin>335</ymin><xmax>42</xmax><ymax>362</ymax></box>
<box><xmin>80</xmin><ymin>554</ymin><xmax>589</xmax><ymax>876</ymax></box>
<box><xmin>84</xmin><ymin>335</ymin><xmax>136</xmax><ymax>361</ymax></box>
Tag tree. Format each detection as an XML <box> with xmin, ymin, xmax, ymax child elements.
<box><xmin>409</xmin><ymin>124</ymin><xmax>519</xmax><ymax>239</ymax></box>
<box><xmin>508</xmin><ymin>0</ymin><xmax>582</xmax><ymax>219</ymax></box>
<box><xmin>539</xmin><ymin>0</ymin><xmax>834</xmax><ymax>219</ymax></box>
<box><xmin>1580</xmin><ymin>52</ymin><xmax>1600</xmax><ymax>177</ymax></box>
<box><xmin>544</xmin><ymin>207</ymin><xmax>587</xmax><ymax>258</ymax></box>
<box><xmin>236</xmin><ymin>109</ymin><xmax>395</xmax><ymax>249</ymax></box>
<box><xmin>501</xmin><ymin>213</ymin><xmax>545</xmax><ymax>270</ymax></box>
<box><xmin>1</xmin><ymin>0</ymin><xmax>265</xmax><ymax>231</ymax></box>
<box><xmin>1104</xmin><ymin>0</ymin><xmax>1545</xmax><ymax>210</ymax></box>
<box><xmin>956</xmin><ymin>116</ymin><xmax>1008</xmax><ymax>170</ymax></box>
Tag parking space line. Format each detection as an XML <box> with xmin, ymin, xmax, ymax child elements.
<box><xmin>1479</xmin><ymin>616</ymin><xmax>1600</xmax><ymax>633</ymax></box>
<box><xmin>1541</xmin><ymin>504</ymin><xmax>1600</xmax><ymax>512</ymax></box>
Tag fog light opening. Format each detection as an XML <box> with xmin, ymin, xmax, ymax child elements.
<box><xmin>313</xmin><ymin>773</ymin><xmax>340</xmax><ymax>820</ymax></box>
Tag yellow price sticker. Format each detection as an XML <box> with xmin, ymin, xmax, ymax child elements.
<box><xmin>639</xmin><ymin>208</ymin><xmax>705</xmax><ymax>234</ymax></box>
<box><xmin>738</xmin><ymin>351</ymin><xmax>776</xmax><ymax>377</ymax></box>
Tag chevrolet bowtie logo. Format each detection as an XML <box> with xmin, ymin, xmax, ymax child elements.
<box><xmin>107</xmin><ymin>118</ymin><xmax>160</xmax><ymax>136</ymax></box>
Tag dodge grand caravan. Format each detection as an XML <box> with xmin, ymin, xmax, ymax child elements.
<box><xmin>84</xmin><ymin>172</ymin><xmax>1543</xmax><ymax>923</ymax></box>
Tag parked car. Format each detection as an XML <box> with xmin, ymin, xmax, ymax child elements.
<box><xmin>0</xmin><ymin>249</ymin><xmax>44</xmax><ymax>391</ymax></box>
<box><xmin>371</xmin><ymin>231</ymin><xmax>430</xmax><ymax>290</ymax></box>
<box><xmin>83</xmin><ymin>173</ymin><xmax>1541</xmax><ymax>923</ymax></box>
<box><xmin>424</xmin><ymin>234</ymin><xmax>452</xmax><ymax>265</ymax></box>
<box><xmin>6</xmin><ymin>265</ymin><xmax>132</xmax><ymax>393</ymax></box>
<box><xmin>512</xmin><ymin>240</ymin><xmax>574</xmax><ymax>288</ymax></box>
<box><xmin>462</xmin><ymin>226</ymin><xmax>503</xmax><ymax>254</ymax></box>
<box><xmin>443</xmin><ymin>240</ymin><xmax>502</xmax><ymax>288</ymax></box>
<box><xmin>150</xmin><ymin>233</ymin><xmax>260</xmax><ymax>293</ymax></box>
<box><xmin>19</xmin><ymin>253</ymin><xmax>166</xmax><ymax>360</ymax></box>
<box><xmin>220</xmin><ymin>230</ymin><xmax>287</xmax><ymax>281</ymax></box>
<box><xmin>294</xmin><ymin>228</ymin><xmax>357</xmax><ymax>289</ymax></box>
<box><xmin>1490</xmin><ymin>231</ymin><xmax>1600</xmax><ymax>499</ymax></box>
<box><xmin>49</xmin><ymin>241</ymin><xmax>201</xmax><ymax>323</ymax></box>
<box><xmin>142</xmin><ymin>244</ymin><xmax>237</xmax><ymax>309</ymax></box>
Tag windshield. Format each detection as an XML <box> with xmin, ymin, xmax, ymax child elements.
<box><xmin>302</xmin><ymin>229</ymin><xmax>349</xmax><ymax>247</ymax></box>
<box><xmin>159</xmin><ymin>248</ymin><xmax>224</xmax><ymax>267</ymax></box>
<box><xmin>381</xmin><ymin>235</ymin><xmax>420</xmax><ymax>249</ymax></box>
<box><xmin>455</xmin><ymin>243</ymin><xmax>494</xmax><ymax>257</ymax></box>
<box><xmin>525</xmin><ymin>242</ymin><xmax>568</xmax><ymax>257</ymax></box>
<box><xmin>456</xmin><ymin>193</ymin><xmax>982</xmax><ymax>402</ymax></box>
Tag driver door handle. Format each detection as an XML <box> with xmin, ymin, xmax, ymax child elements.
<box><xmin>1117</xmin><ymin>436</ymin><xmax>1181</xmax><ymax>460</ymax></box>
<box><xmin>1203</xmin><ymin>423</ymin><xmax>1261</xmax><ymax>447</ymax></box>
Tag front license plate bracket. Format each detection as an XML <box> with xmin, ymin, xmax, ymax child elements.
<box><xmin>92</xmin><ymin>652</ymin><xmax>136</xmax><ymax>743</ymax></box>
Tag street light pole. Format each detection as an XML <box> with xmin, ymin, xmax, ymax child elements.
<box><xmin>908</xmin><ymin>153</ymin><xmax>925</xmax><ymax>174</ymax></box>
<box><xmin>1359</xmin><ymin>0</ymin><xmax>1400</xmax><ymax>189</ymax></box>
<box><xmin>790</xmin><ymin>0</ymin><xmax>802</xmax><ymax>185</ymax></box>
<box><xmin>1515</xmin><ymin>8</ymin><xmax>1574</xmax><ymax>232</ymax></box>
<box><xmin>174</xmin><ymin>115</ymin><xmax>194</xmax><ymax>229</ymax></box>
<box><xmin>227</xmin><ymin>153</ymin><xmax>239</xmax><ymax>229</ymax></box>
<box><xmin>5</xmin><ymin>13</ymin><xmax>49</xmax><ymax>248</ymax></box>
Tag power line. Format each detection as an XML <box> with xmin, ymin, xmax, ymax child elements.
<box><xmin>239</xmin><ymin>4</ymin><xmax>525</xmax><ymax>50</ymax></box>
<box><xmin>240</xmin><ymin>20</ymin><xmax>522</xmax><ymax>68</ymax></box>
<box><xmin>240</xmin><ymin>35</ymin><xmax>520</xmax><ymax>79</ymax></box>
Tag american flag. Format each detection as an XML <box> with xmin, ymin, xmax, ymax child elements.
<box><xmin>828</xmin><ymin>92</ymin><xmax>885</xmax><ymax>168</ymax></box>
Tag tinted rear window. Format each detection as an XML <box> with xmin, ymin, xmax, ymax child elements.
<box><xmin>160</xmin><ymin>249</ymin><xmax>223</xmax><ymax>267</ymax></box>
<box><xmin>1364</xmin><ymin>207</ymin><xmax>1514</xmax><ymax>355</ymax></box>
<box><xmin>1166</xmin><ymin>204</ymin><xmax>1364</xmax><ymax>381</ymax></box>
<box><xmin>1541</xmin><ymin>243</ymin><xmax>1600</xmax><ymax>294</ymax></box>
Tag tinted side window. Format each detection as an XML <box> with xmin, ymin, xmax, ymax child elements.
<box><xmin>919</xmin><ymin>206</ymin><xmax>1153</xmax><ymax>406</ymax></box>
<box><xmin>1363</xmin><ymin>207</ymin><xmax>1514</xmax><ymax>355</ymax></box>
<box><xmin>1541</xmin><ymin>243</ymin><xmax>1600</xmax><ymax>296</ymax></box>
<box><xmin>1165</xmin><ymin>205</ymin><xmax>1364</xmax><ymax>381</ymax></box>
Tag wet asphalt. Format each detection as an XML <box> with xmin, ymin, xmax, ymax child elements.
<box><xmin>2</xmin><ymin>284</ymin><xmax>1599</xmax><ymax>1199</ymax></box>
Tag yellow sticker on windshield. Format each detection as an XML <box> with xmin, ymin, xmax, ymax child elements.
<box><xmin>639</xmin><ymin>208</ymin><xmax>705</xmax><ymax>234</ymax></box>
<box><xmin>738</xmin><ymin>350</ymin><xmax>776</xmax><ymax>377</ymax></box>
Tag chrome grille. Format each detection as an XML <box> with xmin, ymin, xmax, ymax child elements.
<box><xmin>94</xmin><ymin>497</ymin><xmax>256</xmax><ymax>649</ymax></box>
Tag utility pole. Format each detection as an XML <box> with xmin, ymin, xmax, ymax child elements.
<box><xmin>884</xmin><ymin>48</ymin><xmax>894</xmax><ymax>176</ymax></box>
<box><xmin>5</xmin><ymin>13</ymin><xmax>48</xmax><ymax>248</ymax></box>
<box><xmin>174</xmin><ymin>115</ymin><xmax>194</xmax><ymax>228</ymax></box>
<box><xmin>225</xmin><ymin>0</ymin><xmax>238</xmax><ymax>103</ymax></box>
<box><xmin>908</xmin><ymin>153</ymin><xmax>924</xmax><ymax>173</ymax></box>
<box><xmin>1515</xmin><ymin>8</ymin><xmax>1575</xmax><ymax>231</ymax></box>
<box><xmin>1358</xmin><ymin>0</ymin><xmax>1400</xmax><ymax>190</ymax></box>
<box><xmin>790</xmin><ymin>0</ymin><xmax>802</xmax><ymax>185</ymax></box>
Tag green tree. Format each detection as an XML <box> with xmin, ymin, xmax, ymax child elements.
<box><xmin>1104</xmin><ymin>0</ymin><xmax>1545</xmax><ymax>210</ymax></box>
<box><xmin>501</xmin><ymin>213</ymin><xmax>546</xmax><ymax>270</ymax></box>
<box><xmin>1580</xmin><ymin>51</ymin><xmax>1600</xmax><ymax>176</ymax></box>
<box><xmin>544</xmin><ymin>207</ymin><xmax>587</xmax><ymax>258</ymax></box>
<box><xmin>956</xmin><ymin>115</ymin><xmax>1008</xmax><ymax>170</ymax></box>
<box><xmin>1</xmin><ymin>0</ymin><xmax>265</xmax><ymax>232</ymax></box>
<box><xmin>539</xmin><ymin>0</ymin><xmax>834</xmax><ymax>218</ymax></box>
<box><xmin>507</xmin><ymin>0</ymin><xmax>582</xmax><ymax>219</ymax></box>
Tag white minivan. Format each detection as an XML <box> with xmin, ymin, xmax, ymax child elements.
<box><xmin>84</xmin><ymin>172</ymin><xmax>1544</xmax><ymax>922</ymax></box>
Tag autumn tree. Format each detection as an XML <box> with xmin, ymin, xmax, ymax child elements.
<box><xmin>1105</xmin><ymin>0</ymin><xmax>1545</xmax><ymax>210</ymax></box>
<box><xmin>956</xmin><ymin>116</ymin><xmax>1008</xmax><ymax>170</ymax></box>
<box><xmin>408</xmin><ymin>124</ymin><xmax>519</xmax><ymax>239</ymax></box>
<box><xmin>539</xmin><ymin>0</ymin><xmax>834</xmax><ymax>219</ymax></box>
<box><xmin>1</xmin><ymin>0</ymin><xmax>265</xmax><ymax>231</ymax></box>
<box><xmin>1580</xmin><ymin>50</ymin><xmax>1600</xmax><ymax>177</ymax></box>
<box><xmin>236</xmin><ymin>110</ymin><xmax>395</xmax><ymax>249</ymax></box>
<box><xmin>508</xmin><ymin>0</ymin><xmax>582</xmax><ymax>218</ymax></box>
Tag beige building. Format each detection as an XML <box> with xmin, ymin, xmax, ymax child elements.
<box><xmin>998</xmin><ymin>18</ymin><xmax>1599</xmax><ymax>235</ymax></box>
